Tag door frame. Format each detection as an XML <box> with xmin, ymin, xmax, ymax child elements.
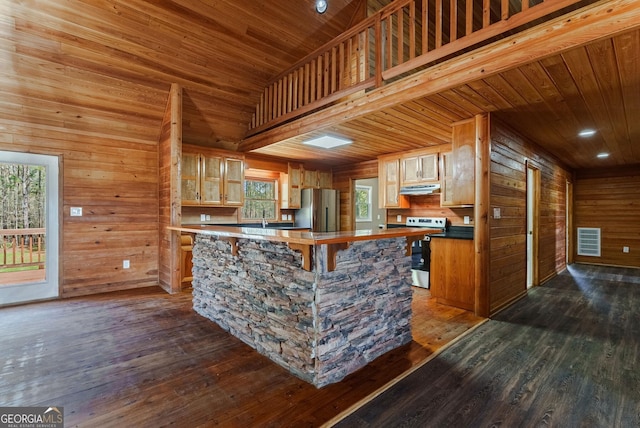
<box><xmin>0</xmin><ymin>150</ymin><xmax>60</xmax><ymax>306</ymax></box>
<box><xmin>526</xmin><ymin>161</ymin><xmax>540</xmax><ymax>289</ymax></box>
<box><xmin>566</xmin><ymin>180</ymin><xmax>574</xmax><ymax>265</ymax></box>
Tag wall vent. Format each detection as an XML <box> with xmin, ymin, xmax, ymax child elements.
<box><xmin>577</xmin><ymin>227</ymin><xmax>601</xmax><ymax>257</ymax></box>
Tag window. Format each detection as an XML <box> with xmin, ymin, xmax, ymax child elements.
<box><xmin>242</xmin><ymin>179</ymin><xmax>277</xmax><ymax>220</ymax></box>
<box><xmin>355</xmin><ymin>185</ymin><xmax>372</xmax><ymax>222</ymax></box>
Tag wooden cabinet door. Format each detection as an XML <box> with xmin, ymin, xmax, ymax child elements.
<box><xmin>429</xmin><ymin>238</ymin><xmax>475</xmax><ymax>311</ymax></box>
<box><xmin>401</xmin><ymin>157</ymin><xmax>421</xmax><ymax>185</ymax></box>
<box><xmin>401</xmin><ymin>153</ymin><xmax>438</xmax><ymax>185</ymax></box>
<box><xmin>288</xmin><ymin>163</ymin><xmax>302</xmax><ymax>209</ymax></box>
<box><xmin>441</xmin><ymin>118</ymin><xmax>477</xmax><ymax>207</ymax></box>
<box><xmin>181</xmin><ymin>152</ymin><xmax>200</xmax><ymax>205</ymax></box>
<box><xmin>223</xmin><ymin>157</ymin><xmax>244</xmax><ymax>206</ymax></box>
<box><xmin>200</xmin><ymin>155</ymin><xmax>223</xmax><ymax>205</ymax></box>
<box><xmin>440</xmin><ymin>152</ymin><xmax>454</xmax><ymax>206</ymax></box>
<box><xmin>452</xmin><ymin>119</ymin><xmax>475</xmax><ymax>205</ymax></box>
<box><xmin>303</xmin><ymin>169</ymin><xmax>318</xmax><ymax>189</ymax></box>
<box><xmin>318</xmin><ymin>170</ymin><xmax>332</xmax><ymax>189</ymax></box>
<box><xmin>379</xmin><ymin>157</ymin><xmax>409</xmax><ymax>208</ymax></box>
<box><xmin>419</xmin><ymin>153</ymin><xmax>439</xmax><ymax>181</ymax></box>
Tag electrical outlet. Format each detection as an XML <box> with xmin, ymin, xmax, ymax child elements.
<box><xmin>206</xmin><ymin>215</ymin><xmax>211</xmax><ymax>221</ymax></box>
<box><xmin>70</xmin><ymin>207</ymin><xmax>82</xmax><ymax>217</ymax></box>
<box><xmin>464</xmin><ymin>216</ymin><xmax>470</xmax><ymax>224</ymax></box>
<box><xmin>200</xmin><ymin>214</ymin><xmax>206</xmax><ymax>222</ymax></box>
<box><xmin>397</xmin><ymin>215</ymin><xmax>402</xmax><ymax>222</ymax></box>
<box><xmin>623</xmin><ymin>246</ymin><xmax>630</xmax><ymax>253</ymax></box>
<box><xmin>493</xmin><ymin>208</ymin><xmax>501</xmax><ymax>219</ymax></box>
<box><xmin>123</xmin><ymin>260</ymin><xmax>130</xmax><ymax>269</ymax></box>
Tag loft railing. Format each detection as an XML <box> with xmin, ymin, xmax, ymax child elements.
<box><xmin>0</xmin><ymin>228</ymin><xmax>46</xmax><ymax>271</ymax></box>
<box><xmin>248</xmin><ymin>0</ymin><xmax>586</xmax><ymax>135</ymax></box>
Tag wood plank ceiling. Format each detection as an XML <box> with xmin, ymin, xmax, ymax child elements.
<box><xmin>1</xmin><ymin>0</ymin><xmax>638</xmax><ymax>171</ymax></box>
<box><xmin>0</xmin><ymin>0</ymin><xmax>364</xmax><ymax>145</ymax></box>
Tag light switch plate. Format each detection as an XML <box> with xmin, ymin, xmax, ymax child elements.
<box><xmin>70</xmin><ymin>207</ymin><xmax>82</xmax><ymax>217</ymax></box>
<box><xmin>200</xmin><ymin>214</ymin><xmax>206</xmax><ymax>221</ymax></box>
<box><xmin>464</xmin><ymin>216</ymin><xmax>470</xmax><ymax>224</ymax></box>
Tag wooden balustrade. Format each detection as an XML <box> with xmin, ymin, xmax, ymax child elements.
<box><xmin>248</xmin><ymin>0</ymin><xmax>586</xmax><ymax>135</ymax></box>
<box><xmin>0</xmin><ymin>228</ymin><xmax>46</xmax><ymax>270</ymax></box>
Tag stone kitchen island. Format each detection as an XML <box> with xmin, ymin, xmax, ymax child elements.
<box><xmin>169</xmin><ymin>225</ymin><xmax>432</xmax><ymax>387</ymax></box>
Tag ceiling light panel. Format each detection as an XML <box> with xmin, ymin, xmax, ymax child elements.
<box><xmin>303</xmin><ymin>136</ymin><xmax>351</xmax><ymax>149</ymax></box>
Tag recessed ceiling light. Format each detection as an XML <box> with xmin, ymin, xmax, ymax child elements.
<box><xmin>315</xmin><ymin>0</ymin><xmax>327</xmax><ymax>14</ymax></box>
<box><xmin>597</xmin><ymin>152</ymin><xmax>609</xmax><ymax>158</ymax></box>
<box><xmin>579</xmin><ymin>129</ymin><xmax>596</xmax><ymax>137</ymax></box>
<box><xmin>303</xmin><ymin>135</ymin><xmax>351</xmax><ymax>149</ymax></box>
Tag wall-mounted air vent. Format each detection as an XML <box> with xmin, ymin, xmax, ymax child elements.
<box><xmin>577</xmin><ymin>227</ymin><xmax>601</xmax><ymax>257</ymax></box>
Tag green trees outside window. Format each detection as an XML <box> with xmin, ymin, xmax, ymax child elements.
<box><xmin>243</xmin><ymin>179</ymin><xmax>277</xmax><ymax>220</ymax></box>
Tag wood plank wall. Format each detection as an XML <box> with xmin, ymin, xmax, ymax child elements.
<box><xmin>574</xmin><ymin>165</ymin><xmax>640</xmax><ymax>268</ymax></box>
<box><xmin>489</xmin><ymin>118</ymin><xmax>571</xmax><ymax>313</ymax></box>
<box><xmin>0</xmin><ymin>120</ymin><xmax>159</xmax><ymax>297</ymax></box>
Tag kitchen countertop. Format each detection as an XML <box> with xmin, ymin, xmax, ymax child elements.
<box><xmin>169</xmin><ymin>224</ymin><xmax>436</xmax><ymax>246</ymax></box>
<box><xmin>429</xmin><ymin>226</ymin><xmax>474</xmax><ymax>240</ymax></box>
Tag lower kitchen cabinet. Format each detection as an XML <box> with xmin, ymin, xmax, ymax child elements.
<box><xmin>430</xmin><ymin>238</ymin><xmax>474</xmax><ymax>311</ymax></box>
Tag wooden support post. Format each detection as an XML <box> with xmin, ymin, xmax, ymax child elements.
<box><xmin>474</xmin><ymin>113</ymin><xmax>490</xmax><ymax>318</ymax></box>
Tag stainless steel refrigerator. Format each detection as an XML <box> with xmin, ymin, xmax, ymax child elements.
<box><xmin>294</xmin><ymin>188</ymin><xmax>340</xmax><ymax>232</ymax></box>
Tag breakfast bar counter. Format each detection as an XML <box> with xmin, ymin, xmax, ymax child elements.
<box><xmin>168</xmin><ymin>225</ymin><xmax>434</xmax><ymax>387</ymax></box>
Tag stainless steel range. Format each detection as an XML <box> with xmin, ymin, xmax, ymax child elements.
<box><xmin>406</xmin><ymin>216</ymin><xmax>447</xmax><ymax>289</ymax></box>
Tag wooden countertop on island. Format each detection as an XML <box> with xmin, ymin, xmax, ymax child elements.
<box><xmin>169</xmin><ymin>224</ymin><xmax>435</xmax><ymax>245</ymax></box>
<box><xmin>168</xmin><ymin>225</ymin><xmax>438</xmax><ymax>272</ymax></box>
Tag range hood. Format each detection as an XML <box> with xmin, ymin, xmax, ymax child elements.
<box><xmin>399</xmin><ymin>183</ymin><xmax>441</xmax><ymax>195</ymax></box>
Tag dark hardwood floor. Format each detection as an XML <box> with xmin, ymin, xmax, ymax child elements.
<box><xmin>0</xmin><ymin>282</ymin><xmax>482</xmax><ymax>427</ymax></box>
<box><xmin>336</xmin><ymin>264</ymin><xmax>640</xmax><ymax>427</ymax></box>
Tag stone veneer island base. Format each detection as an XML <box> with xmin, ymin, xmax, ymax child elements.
<box><xmin>172</xmin><ymin>226</ymin><xmax>429</xmax><ymax>387</ymax></box>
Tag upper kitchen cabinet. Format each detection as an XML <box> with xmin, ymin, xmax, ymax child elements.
<box><xmin>303</xmin><ymin>169</ymin><xmax>318</xmax><ymax>189</ymax></box>
<box><xmin>223</xmin><ymin>157</ymin><xmax>244</xmax><ymax>206</ymax></box>
<box><xmin>378</xmin><ymin>155</ymin><xmax>409</xmax><ymax>209</ymax></box>
<box><xmin>302</xmin><ymin>168</ymin><xmax>333</xmax><ymax>189</ymax></box>
<box><xmin>181</xmin><ymin>145</ymin><xmax>244</xmax><ymax>207</ymax></box>
<box><xmin>441</xmin><ymin>117</ymin><xmax>479</xmax><ymax>207</ymax></box>
<box><xmin>281</xmin><ymin>162</ymin><xmax>303</xmax><ymax>209</ymax></box>
<box><xmin>400</xmin><ymin>152</ymin><xmax>439</xmax><ymax>186</ymax></box>
<box><xmin>318</xmin><ymin>170</ymin><xmax>333</xmax><ymax>189</ymax></box>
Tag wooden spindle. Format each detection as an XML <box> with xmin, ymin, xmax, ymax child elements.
<box><xmin>422</xmin><ymin>0</ymin><xmax>429</xmax><ymax>54</ymax></box>
<box><xmin>483</xmin><ymin>0</ymin><xmax>490</xmax><ymax>28</ymax></box>
<box><xmin>398</xmin><ymin>9</ymin><xmax>404</xmax><ymax>65</ymax></box>
<box><xmin>409</xmin><ymin>2</ymin><xmax>416</xmax><ymax>60</ymax></box>
<box><xmin>436</xmin><ymin>0</ymin><xmax>442</xmax><ymax>48</ymax></box>
<box><xmin>466</xmin><ymin>0</ymin><xmax>473</xmax><ymax>36</ymax></box>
